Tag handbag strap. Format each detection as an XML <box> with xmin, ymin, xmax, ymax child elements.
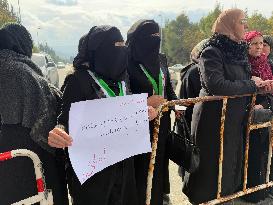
<box><xmin>172</xmin><ymin>118</ymin><xmax>178</xmax><ymax>131</ymax></box>
<box><xmin>173</xmin><ymin>116</ymin><xmax>195</xmax><ymax>143</ymax></box>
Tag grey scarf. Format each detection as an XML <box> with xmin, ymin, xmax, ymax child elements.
<box><xmin>0</xmin><ymin>49</ymin><xmax>60</xmax><ymax>154</ymax></box>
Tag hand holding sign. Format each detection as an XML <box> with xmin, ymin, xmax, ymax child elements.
<box><xmin>68</xmin><ymin>94</ymin><xmax>151</xmax><ymax>184</ymax></box>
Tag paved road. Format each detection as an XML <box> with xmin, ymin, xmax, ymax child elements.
<box><xmin>58</xmin><ymin>65</ymin><xmax>73</xmax><ymax>88</ymax></box>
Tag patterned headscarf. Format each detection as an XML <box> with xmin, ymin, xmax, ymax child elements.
<box><xmin>244</xmin><ymin>31</ymin><xmax>262</xmax><ymax>44</ymax></box>
<box><xmin>245</xmin><ymin>31</ymin><xmax>273</xmax><ymax>80</ymax></box>
<box><xmin>249</xmin><ymin>53</ymin><xmax>273</xmax><ymax>80</ymax></box>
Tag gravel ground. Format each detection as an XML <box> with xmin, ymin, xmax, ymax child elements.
<box><xmin>169</xmin><ymin>160</ymin><xmax>192</xmax><ymax>205</ymax></box>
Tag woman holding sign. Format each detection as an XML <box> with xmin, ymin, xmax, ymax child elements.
<box><xmin>126</xmin><ymin>19</ymin><xmax>178</xmax><ymax>205</ymax></box>
<box><xmin>49</xmin><ymin>26</ymin><xmax>138</xmax><ymax>205</ymax></box>
<box><xmin>48</xmin><ymin>26</ymin><xmax>157</xmax><ymax>205</ymax></box>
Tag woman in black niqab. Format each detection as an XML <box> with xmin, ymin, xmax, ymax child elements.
<box><xmin>74</xmin><ymin>26</ymin><xmax>127</xmax><ymax>83</ymax></box>
<box><xmin>49</xmin><ymin>25</ymin><xmax>138</xmax><ymax>205</ymax></box>
<box><xmin>127</xmin><ymin>19</ymin><xmax>161</xmax><ymax>80</ymax></box>
<box><xmin>126</xmin><ymin>20</ymin><xmax>177</xmax><ymax>205</ymax></box>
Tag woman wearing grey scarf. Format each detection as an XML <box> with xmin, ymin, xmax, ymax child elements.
<box><xmin>0</xmin><ymin>23</ymin><xmax>68</xmax><ymax>205</ymax></box>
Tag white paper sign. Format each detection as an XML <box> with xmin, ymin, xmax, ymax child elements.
<box><xmin>68</xmin><ymin>93</ymin><xmax>151</xmax><ymax>184</ymax></box>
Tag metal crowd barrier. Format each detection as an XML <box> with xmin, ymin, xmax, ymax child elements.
<box><xmin>0</xmin><ymin>149</ymin><xmax>53</xmax><ymax>205</ymax></box>
<box><xmin>146</xmin><ymin>93</ymin><xmax>273</xmax><ymax>205</ymax></box>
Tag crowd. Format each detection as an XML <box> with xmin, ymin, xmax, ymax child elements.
<box><xmin>1</xmin><ymin>7</ymin><xmax>273</xmax><ymax>205</ymax></box>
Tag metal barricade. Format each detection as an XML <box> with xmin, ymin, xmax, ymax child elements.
<box><xmin>146</xmin><ymin>94</ymin><xmax>273</xmax><ymax>205</ymax></box>
<box><xmin>0</xmin><ymin>149</ymin><xmax>53</xmax><ymax>205</ymax></box>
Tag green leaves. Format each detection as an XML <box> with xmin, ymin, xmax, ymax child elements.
<box><xmin>0</xmin><ymin>0</ymin><xmax>18</xmax><ymax>27</ymax></box>
<box><xmin>247</xmin><ymin>12</ymin><xmax>272</xmax><ymax>35</ymax></box>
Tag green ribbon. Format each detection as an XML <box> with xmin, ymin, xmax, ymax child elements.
<box><xmin>97</xmin><ymin>79</ymin><xmax>124</xmax><ymax>97</ymax></box>
<box><xmin>141</xmin><ymin>66</ymin><xmax>163</xmax><ymax>96</ymax></box>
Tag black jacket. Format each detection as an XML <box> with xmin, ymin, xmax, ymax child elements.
<box><xmin>183</xmin><ymin>46</ymin><xmax>257</xmax><ymax>204</ymax></box>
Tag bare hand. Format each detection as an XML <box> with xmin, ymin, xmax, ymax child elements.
<box><xmin>260</xmin><ymin>80</ymin><xmax>273</xmax><ymax>92</ymax></box>
<box><xmin>175</xmin><ymin>110</ymin><xmax>184</xmax><ymax>118</ymax></box>
<box><xmin>148</xmin><ymin>106</ymin><xmax>158</xmax><ymax>121</ymax></box>
<box><xmin>254</xmin><ymin>104</ymin><xmax>264</xmax><ymax>109</ymax></box>
<box><xmin>251</xmin><ymin>76</ymin><xmax>263</xmax><ymax>88</ymax></box>
<box><xmin>147</xmin><ymin>95</ymin><xmax>166</xmax><ymax>108</ymax></box>
<box><xmin>48</xmin><ymin>128</ymin><xmax>73</xmax><ymax>148</ymax></box>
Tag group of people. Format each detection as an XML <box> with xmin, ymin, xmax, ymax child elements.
<box><xmin>0</xmin><ymin>20</ymin><xmax>176</xmax><ymax>205</ymax></box>
<box><xmin>1</xmin><ymin>7</ymin><xmax>273</xmax><ymax>205</ymax></box>
<box><xmin>180</xmin><ymin>8</ymin><xmax>273</xmax><ymax>205</ymax></box>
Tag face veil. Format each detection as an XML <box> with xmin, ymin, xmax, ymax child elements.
<box><xmin>74</xmin><ymin>26</ymin><xmax>127</xmax><ymax>82</ymax></box>
<box><xmin>127</xmin><ymin>20</ymin><xmax>161</xmax><ymax>79</ymax></box>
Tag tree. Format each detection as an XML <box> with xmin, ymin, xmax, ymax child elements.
<box><xmin>0</xmin><ymin>0</ymin><xmax>18</xmax><ymax>27</ymax></box>
<box><xmin>162</xmin><ymin>4</ymin><xmax>222</xmax><ymax>65</ymax></box>
<box><xmin>265</xmin><ymin>12</ymin><xmax>273</xmax><ymax>35</ymax></box>
<box><xmin>32</xmin><ymin>44</ymin><xmax>40</xmax><ymax>53</ymax></box>
<box><xmin>198</xmin><ymin>3</ymin><xmax>222</xmax><ymax>38</ymax></box>
<box><xmin>162</xmin><ymin>4</ymin><xmax>273</xmax><ymax>65</ymax></box>
<box><xmin>247</xmin><ymin>11</ymin><xmax>272</xmax><ymax>34</ymax></box>
<box><xmin>162</xmin><ymin>13</ymin><xmax>192</xmax><ymax>65</ymax></box>
<box><xmin>182</xmin><ymin>24</ymin><xmax>206</xmax><ymax>63</ymax></box>
<box><xmin>38</xmin><ymin>43</ymin><xmax>68</xmax><ymax>63</ymax></box>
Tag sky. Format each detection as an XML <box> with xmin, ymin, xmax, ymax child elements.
<box><xmin>8</xmin><ymin>0</ymin><xmax>273</xmax><ymax>58</ymax></box>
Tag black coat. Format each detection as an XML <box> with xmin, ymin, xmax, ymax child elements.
<box><xmin>183</xmin><ymin>46</ymin><xmax>257</xmax><ymax>204</ymax></box>
<box><xmin>179</xmin><ymin>63</ymin><xmax>201</xmax><ymax>127</ymax></box>
<box><xmin>58</xmin><ymin>70</ymin><xmax>138</xmax><ymax>205</ymax></box>
<box><xmin>244</xmin><ymin>60</ymin><xmax>273</xmax><ymax>202</ymax></box>
<box><xmin>0</xmin><ymin>50</ymin><xmax>68</xmax><ymax>205</ymax></box>
<box><xmin>127</xmin><ymin>54</ymin><xmax>177</xmax><ymax>205</ymax></box>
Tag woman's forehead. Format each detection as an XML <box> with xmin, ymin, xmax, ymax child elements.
<box><xmin>251</xmin><ymin>35</ymin><xmax>263</xmax><ymax>42</ymax></box>
<box><xmin>138</xmin><ymin>23</ymin><xmax>159</xmax><ymax>35</ymax></box>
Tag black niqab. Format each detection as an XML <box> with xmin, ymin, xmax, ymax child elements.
<box><xmin>127</xmin><ymin>20</ymin><xmax>161</xmax><ymax>79</ymax></box>
<box><xmin>73</xmin><ymin>26</ymin><xmax>127</xmax><ymax>82</ymax></box>
<box><xmin>0</xmin><ymin>23</ymin><xmax>33</xmax><ymax>58</ymax></box>
<box><xmin>73</xmin><ymin>34</ymin><xmax>89</xmax><ymax>70</ymax></box>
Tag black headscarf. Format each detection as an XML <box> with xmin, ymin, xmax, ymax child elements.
<box><xmin>73</xmin><ymin>33</ymin><xmax>89</xmax><ymax>70</ymax></box>
<box><xmin>0</xmin><ymin>23</ymin><xmax>33</xmax><ymax>58</ymax></box>
<box><xmin>263</xmin><ymin>35</ymin><xmax>273</xmax><ymax>62</ymax></box>
<box><xmin>73</xmin><ymin>25</ymin><xmax>127</xmax><ymax>82</ymax></box>
<box><xmin>127</xmin><ymin>19</ymin><xmax>161</xmax><ymax>79</ymax></box>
